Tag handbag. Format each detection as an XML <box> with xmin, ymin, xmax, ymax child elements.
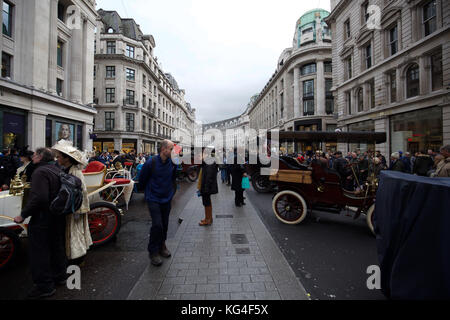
<box><xmin>241</xmin><ymin>176</ymin><xmax>250</xmax><ymax>189</ymax></box>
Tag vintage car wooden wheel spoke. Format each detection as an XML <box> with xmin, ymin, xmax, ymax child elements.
<box><xmin>272</xmin><ymin>190</ymin><xmax>308</xmax><ymax>225</ymax></box>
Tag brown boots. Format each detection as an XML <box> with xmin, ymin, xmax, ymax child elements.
<box><xmin>199</xmin><ymin>206</ymin><xmax>213</xmax><ymax>226</ymax></box>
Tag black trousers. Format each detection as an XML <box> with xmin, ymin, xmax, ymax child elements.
<box><xmin>235</xmin><ymin>189</ymin><xmax>244</xmax><ymax>205</ymax></box>
<box><xmin>202</xmin><ymin>194</ymin><xmax>212</xmax><ymax>207</ymax></box>
<box><xmin>28</xmin><ymin>213</ymin><xmax>67</xmax><ymax>291</ymax></box>
<box><xmin>147</xmin><ymin>201</ymin><xmax>171</xmax><ymax>255</ymax></box>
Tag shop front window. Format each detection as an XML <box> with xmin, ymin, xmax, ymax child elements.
<box><xmin>348</xmin><ymin>120</ymin><xmax>375</xmax><ymax>152</ymax></box>
<box><xmin>390</xmin><ymin>106</ymin><xmax>442</xmax><ymax>154</ymax></box>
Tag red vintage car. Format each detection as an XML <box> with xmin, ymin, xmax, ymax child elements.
<box><xmin>249</xmin><ymin>131</ymin><xmax>386</xmax><ymax>234</ymax></box>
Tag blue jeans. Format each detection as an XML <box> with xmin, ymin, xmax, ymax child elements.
<box><xmin>147</xmin><ymin>201</ymin><xmax>171</xmax><ymax>255</ymax></box>
<box><xmin>220</xmin><ymin>168</ymin><xmax>227</xmax><ymax>182</ymax></box>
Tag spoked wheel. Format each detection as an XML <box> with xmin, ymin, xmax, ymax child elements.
<box><xmin>272</xmin><ymin>190</ymin><xmax>308</xmax><ymax>225</ymax></box>
<box><xmin>187</xmin><ymin>167</ymin><xmax>199</xmax><ymax>182</ymax></box>
<box><xmin>88</xmin><ymin>202</ymin><xmax>122</xmax><ymax>247</ymax></box>
<box><xmin>366</xmin><ymin>204</ymin><xmax>376</xmax><ymax>236</ymax></box>
<box><xmin>251</xmin><ymin>173</ymin><xmax>272</xmax><ymax>193</ymax></box>
<box><xmin>0</xmin><ymin>228</ymin><xmax>20</xmax><ymax>271</ymax></box>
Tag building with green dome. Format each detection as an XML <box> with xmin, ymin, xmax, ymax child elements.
<box><xmin>294</xmin><ymin>8</ymin><xmax>331</xmax><ymax>48</ymax></box>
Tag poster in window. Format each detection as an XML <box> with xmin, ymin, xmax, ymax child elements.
<box><xmin>55</xmin><ymin>122</ymin><xmax>74</xmax><ymax>143</ymax></box>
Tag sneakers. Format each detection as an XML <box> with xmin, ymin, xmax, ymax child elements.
<box><xmin>26</xmin><ymin>286</ymin><xmax>56</xmax><ymax>300</ymax></box>
<box><xmin>149</xmin><ymin>253</ymin><xmax>163</xmax><ymax>266</ymax></box>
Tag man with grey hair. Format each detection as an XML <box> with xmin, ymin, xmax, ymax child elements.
<box><xmin>138</xmin><ymin>140</ymin><xmax>177</xmax><ymax>266</ymax></box>
<box><xmin>14</xmin><ymin>148</ymin><xmax>66</xmax><ymax>299</ymax></box>
<box><xmin>390</xmin><ymin>152</ymin><xmax>405</xmax><ymax>172</ymax></box>
<box><xmin>434</xmin><ymin>145</ymin><xmax>450</xmax><ymax>178</ymax></box>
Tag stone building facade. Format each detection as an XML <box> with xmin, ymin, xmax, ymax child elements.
<box><xmin>0</xmin><ymin>0</ymin><xmax>97</xmax><ymax>152</ymax></box>
<box><xmin>248</xmin><ymin>9</ymin><xmax>336</xmax><ymax>154</ymax></box>
<box><xmin>325</xmin><ymin>0</ymin><xmax>450</xmax><ymax>155</ymax></box>
<box><xmin>93</xmin><ymin>9</ymin><xmax>195</xmax><ymax>154</ymax></box>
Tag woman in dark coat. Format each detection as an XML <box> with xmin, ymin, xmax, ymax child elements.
<box><xmin>231</xmin><ymin>156</ymin><xmax>247</xmax><ymax>207</ymax></box>
<box><xmin>198</xmin><ymin>151</ymin><xmax>219</xmax><ymax>226</ymax></box>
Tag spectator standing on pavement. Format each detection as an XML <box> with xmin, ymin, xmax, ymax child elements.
<box><xmin>390</xmin><ymin>152</ymin><xmax>405</xmax><ymax>172</ymax></box>
<box><xmin>17</xmin><ymin>147</ymin><xmax>36</xmax><ymax>182</ymax></box>
<box><xmin>138</xmin><ymin>140</ymin><xmax>177</xmax><ymax>267</ymax></box>
<box><xmin>413</xmin><ymin>151</ymin><xmax>434</xmax><ymax>176</ymax></box>
<box><xmin>434</xmin><ymin>145</ymin><xmax>450</xmax><ymax>178</ymax></box>
<box><xmin>13</xmin><ymin>148</ymin><xmax>65</xmax><ymax>299</ymax></box>
<box><xmin>231</xmin><ymin>153</ymin><xmax>247</xmax><ymax>207</ymax></box>
<box><xmin>198</xmin><ymin>148</ymin><xmax>219</xmax><ymax>226</ymax></box>
<box><xmin>0</xmin><ymin>148</ymin><xmax>21</xmax><ymax>190</ymax></box>
<box><xmin>52</xmin><ymin>140</ymin><xmax>92</xmax><ymax>265</ymax></box>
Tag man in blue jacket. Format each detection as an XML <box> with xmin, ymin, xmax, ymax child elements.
<box><xmin>138</xmin><ymin>140</ymin><xmax>176</xmax><ymax>266</ymax></box>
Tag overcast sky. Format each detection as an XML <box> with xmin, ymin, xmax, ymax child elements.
<box><xmin>95</xmin><ymin>0</ymin><xmax>331</xmax><ymax>124</ymax></box>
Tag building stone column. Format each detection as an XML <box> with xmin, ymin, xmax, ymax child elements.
<box><xmin>316</xmin><ymin>60</ymin><xmax>325</xmax><ymax>115</ymax></box>
<box><xmin>0</xmin><ymin>0</ymin><xmax>3</xmax><ymax>56</ymax></box>
<box><xmin>375</xmin><ymin>117</ymin><xmax>389</xmax><ymax>156</ymax></box>
<box><xmin>114</xmin><ymin>138</ymin><xmax>121</xmax><ymax>152</ymax></box>
<box><xmin>28</xmin><ymin>112</ymin><xmax>47</xmax><ymax>151</ymax></box>
<box><xmin>293</xmin><ymin>67</ymin><xmax>300</xmax><ymax>118</ymax></box>
<box><xmin>47</xmin><ymin>0</ymin><xmax>58</xmax><ymax>94</ymax></box>
<box><xmin>397</xmin><ymin>66</ymin><xmax>404</xmax><ymax>102</ymax></box>
<box><xmin>83</xmin><ymin>123</ymin><xmax>93</xmax><ymax>151</ymax></box>
<box><xmin>443</xmin><ymin>104</ymin><xmax>450</xmax><ymax>147</ymax></box>
<box><xmin>70</xmin><ymin>27</ymin><xmax>83</xmax><ymax>103</ymax></box>
<box><xmin>419</xmin><ymin>55</ymin><xmax>430</xmax><ymax>96</ymax></box>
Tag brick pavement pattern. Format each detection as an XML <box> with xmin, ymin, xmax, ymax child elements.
<box><xmin>127</xmin><ymin>180</ymin><xmax>308</xmax><ymax>300</ymax></box>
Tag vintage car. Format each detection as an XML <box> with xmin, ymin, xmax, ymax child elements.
<box><xmin>248</xmin><ymin>131</ymin><xmax>387</xmax><ymax>234</ymax></box>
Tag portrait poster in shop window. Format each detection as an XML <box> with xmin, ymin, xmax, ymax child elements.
<box><xmin>55</xmin><ymin>122</ymin><xmax>74</xmax><ymax>143</ymax></box>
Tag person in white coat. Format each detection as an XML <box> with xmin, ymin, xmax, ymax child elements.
<box><xmin>52</xmin><ymin>140</ymin><xmax>92</xmax><ymax>264</ymax></box>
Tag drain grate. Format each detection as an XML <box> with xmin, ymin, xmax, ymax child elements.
<box><xmin>230</xmin><ymin>234</ymin><xmax>249</xmax><ymax>245</ymax></box>
<box><xmin>216</xmin><ymin>215</ymin><xmax>234</xmax><ymax>219</ymax></box>
<box><xmin>236</xmin><ymin>248</ymin><xmax>251</xmax><ymax>255</ymax></box>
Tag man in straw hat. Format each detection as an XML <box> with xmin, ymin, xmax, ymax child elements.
<box><xmin>14</xmin><ymin>148</ymin><xmax>65</xmax><ymax>299</ymax></box>
<box><xmin>52</xmin><ymin>140</ymin><xmax>92</xmax><ymax>265</ymax></box>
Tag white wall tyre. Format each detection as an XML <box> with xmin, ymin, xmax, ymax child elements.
<box><xmin>366</xmin><ymin>204</ymin><xmax>376</xmax><ymax>235</ymax></box>
<box><xmin>272</xmin><ymin>190</ymin><xmax>308</xmax><ymax>225</ymax></box>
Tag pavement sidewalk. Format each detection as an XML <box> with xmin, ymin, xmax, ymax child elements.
<box><xmin>127</xmin><ymin>180</ymin><xmax>309</xmax><ymax>300</ymax></box>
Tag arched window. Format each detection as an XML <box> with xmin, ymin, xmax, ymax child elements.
<box><xmin>406</xmin><ymin>64</ymin><xmax>420</xmax><ymax>98</ymax></box>
<box><xmin>107</xmin><ymin>27</ymin><xmax>114</xmax><ymax>33</ymax></box>
<box><xmin>357</xmin><ymin>88</ymin><xmax>364</xmax><ymax>112</ymax></box>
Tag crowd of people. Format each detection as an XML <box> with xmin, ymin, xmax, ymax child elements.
<box><xmin>3</xmin><ymin>139</ymin><xmax>449</xmax><ymax>299</ymax></box>
<box><xmin>283</xmin><ymin>145</ymin><xmax>450</xmax><ymax>191</ymax></box>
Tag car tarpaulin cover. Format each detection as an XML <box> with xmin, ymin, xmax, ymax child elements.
<box><xmin>374</xmin><ymin>171</ymin><xmax>450</xmax><ymax>299</ymax></box>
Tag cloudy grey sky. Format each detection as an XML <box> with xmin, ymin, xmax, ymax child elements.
<box><xmin>95</xmin><ymin>0</ymin><xmax>331</xmax><ymax>124</ymax></box>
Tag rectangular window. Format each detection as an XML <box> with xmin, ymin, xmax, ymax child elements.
<box><xmin>303</xmin><ymin>100</ymin><xmax>315</xmax><ymax>116</ymax></box>
<box><xmin>142</xmin><ymin>116</ymin><xmax>146</xmax><ymax>132</ymax></box>
<box><xmin>326</xmin><ymin>98</ymin><xmax>334</xmax><ymax>115</ymax></box>
<box><xmin>389</xmin><ymin>25</ymin><xmax>398</xmax><ymax>56</ymax></box>
<box><xmin>126</xmin><ymin>45</ymin><xmax>135</xmax><ymax>58</ymax></box>
<box><xmin>301</xmin><ymin>63</ymin><xmax>316</xmax><ymax>76</ymax></box>
<box><xmin>431</xmin><ymin>51</ymin><xmax>443</xmax><ymax>91</ymax></box>
<box><xmin>365</xmin><ymin>43</ymin><xmax>372</xmax><ymax>69</ymax></box>
<box><xmin>346</xmin><ymin>91</ymin><xmax>352</xmax><ymax>115</ymax></box>
<box><xmin>106</xmin><ymin>66</ymin><xmax>115</xmax><ymax>78</ymax></box>
<box><xmin>344</xmin><ymin>19</ymin><xmax>351</xmax><ymax>39</ymax></box>
<box><xmin>324</xmin><ymin>61</ymin><xmax>332</xmax><ymax>73</ymax></box>
<box><xmin>56</xmin><ymin>79</ymin><xmax>63</xmax><ymax>96</ymax></box>
<box><xmin>106</xmin><ymin>88</ymin><xmax>115</xmax><ymax>103</ymax></box>
<box><xmin>126</xmin><ymin>68</ymin><xmax>135</xmax><ymax>81</ymax></box>
<box><xmin>143</xmin><ymin>94</ymin><xmax>146</xmax><ymax>108</ymax></box>
<box><xmin>303</xmin><ymin>80</ymin><xmax>314</xmax><ymax>97</ymax></box>
<box><xmin>3</xmin><ymin>1</ymin><xmax>13</xmax><ymax>37</ymax></box>
<box><xmin>345</xmin><ymin>56</ymin><xmax>352</xmax><ymax>80</ymax></box>
<box><xmin>368</xmin><ymin>79</ymin><xmax>375</xmax><ymax>108</ymax></box>
<box><xmin>58</xmin><ymin>3</ymin><xmax>65</xmax><ymax>21</ymax></box>
<box><xmin>105</xmin><ymin>112</ymin><xmax>115</xmax><ymax>131</ymax></box>
<box><xmin>126</xmin><ymin>90</ymin><xmax>135</xmax><ymax>105</ymax></box>
<box><xmin>1</xmin><ymin>52</ymin><xmax>12</xmax><ymax>78</ymax></box>
<box><xmin>107</xmin><ymin>41</ymin><xmax>116</xmax><ymax>54</ymax></box>
<box><xmin>423</xmin><ymin>0</ymin><xmax>437</xmax><ymax>37</ymax></box>
<box><xmin>363</xmin><ymin>2</ymin><xmax>370</xmax><ymax>23</ymax></box>
<box><xmin>126</xmin><ymin>113</ymin><xmax>135</xmax><ymax>132</ymax></box>
<box><xmin>390</xmin><ymin>70</ymin><xmax>397</xmax><ymax>103</ymax></box>
<box><xmin>57</xmin><ymin>41</ymin><xmax>63</xmax><ymax>67</ymax></box>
